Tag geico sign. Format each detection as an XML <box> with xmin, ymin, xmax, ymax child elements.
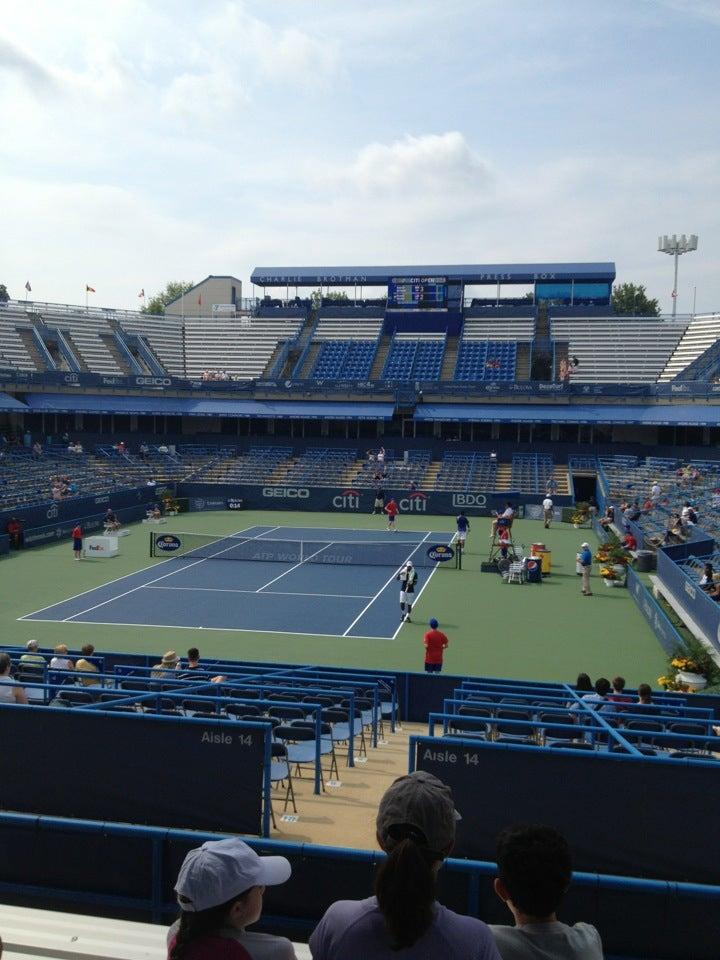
<box><xmin>262</xmin><ymin>487</ymin><xmax>310</xmax><ymax>499</ymax></box>
<box><xmin>332</xmin><ymin>489</ymin><xmax>361</xmax><ymax>510</ymax></box>
<box><xmin>398</xmin><ymin>493</ymin><xmax>428</xmax><ymax>512</ymax></box>
<box><xmin>452</xmin><ymin>493</ymin><xmax>487</xmax><ymax>507</ymax></box>
<box><xmin>135</xmin><ymin>376</ymin><xmax>172</xmax><ymax>386</ymax></box>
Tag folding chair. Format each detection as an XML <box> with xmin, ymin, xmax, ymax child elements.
<box><xmin>269</xmin><ymin>742</ymin><xmax>296</xmax><ymax>829</ymax></box>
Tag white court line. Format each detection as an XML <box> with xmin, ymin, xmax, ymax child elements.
<box><xmin>16</xmin><ymin>523</ymin><xmax>270</xmax><ymax>620</ymax></box>
<box><xmin>391</xmin><ymin>533</ymin><xmax>458</xmax><ymax>640</ymax></box>
<box><xmin>59</xmin><ymin>526</ymin><xmax>282</xmax><ymax>623</ymax></box>
<box><xmin>254</xmin><ymin>543</ymin><xmax>330</xmax><ymax>593</ymax></box>
<box><xmin>341</xmin><ymin>532</ymin><xmax>432</xmax><ymax>638</ymax></box>
<box><xmin>22</xmin><ymin>617</ymin><xmax>397</xmax><ymax>642</ymax></box>
<box><xmin>145</xmin><ymin>585</ymin><xmax>375</xmax><ymax>599</ymax></box>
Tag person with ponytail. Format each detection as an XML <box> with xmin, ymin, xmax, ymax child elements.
<box><xmin>310</xmin><ymin>771</ymin><xmax>500</xmax><ymax>959</ymax></box>
<box><xmin>168</xmin><ymin>838</ymin><xmax>296</xmax><ymax>960</ymax></box>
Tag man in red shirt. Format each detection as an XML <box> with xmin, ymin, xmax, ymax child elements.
<box><xmin>622</xmin><ymin>532</ymin><xmax>637</xmax><ymax>552</ymax></box>
<box><xmin>423</xmin><ymin>618</ymin><xmax>448</xmax><ymax>673</ymax></box>
<box><xmin>72</xmin><ymin>524</ymin><xmax>83</xmax><ymax>560</ymax></box>
<box><xmin>384</xmin><ymin>498</ymin><xmax>399</xmax><ymax>532</ymax></box>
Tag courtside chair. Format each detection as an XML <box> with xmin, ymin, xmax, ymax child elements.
<box><xmin>538</xmin><ymin>712</ymin><xmax>577</xmax><ymax>745</ymax></box>
<box><xmin>269</xmin><ymin>742</ymin><xmax>296</xmax><ymax>830</ymax></box>
<box><xmin>291</xmin><ymin>720</ymin><xmax>340</xmax><ymax>786</ymax></box>
<box><xmin>273</xmin><ymin>724</ymin><xmax>319</xmax><ymax>784</ymax></box>
<box><xmin>321</xmin><ymin>707</ymin><xmax>367</xmax><ymax>763</ymax></box>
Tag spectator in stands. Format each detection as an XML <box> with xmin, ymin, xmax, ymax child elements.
<box><xmin>542</xmin><ymin>495</ymin><xmax>553</xmax><ymax>529</ymax></box>
<box><xmin>75</xmin><ymin>644</ymin><xmax>101</xmax><ymax>686</ymax></box>
<box><xmin>139</xmin><ymin>442</ymin><xmax>149</xmax><ymax>460</ymax></box>
<box><xmin>650</xmin><ymin>480</ymin><xmax>662</xmax><ymax>502</ymax></box>
<box><xmin>681</xmin><ymin>501</ymin><xmax>698</xmax><ymax>527</ymax></box>
<box><xmin>0</xmin><ymin>653</ymin><xmax>28</xmax><ymax>705</ymax></box>
<box><xmin>31</xmin><ymin>441</ymin><xmax>42</xmax><ymax>460</ymax></box>
<box><xmin>608</xmin><ymin>676</ymin><xmax>632</xmax><ymax>708</ymax></box>
<box><xmin>182</xmin><ymin>648</ymin><xmax>202</xmax><ymax>672</ymax></box>
<box><xmin>377</xmin><ymin>447</ymin><xmax>385</xmax><ymax>466</ymax></box>
<box><xmin>570</xmin><ymin>678</ymin><xmax>613</xmax><ymax>715</ymax></box>
<box><xmin>152</xmin><ymin>650</ymin><xmax>180</xmax><ymax>678</ymax></box>
<box><xmin>622</xmin><ymin>532</ymin><xmax>637</xmax><ymax>553</ymax></box>
<box><xmin>310</xmin><ymin>771</ymin><xmax>500</xmax><ymax>959</ymax></box>
<box><xmin>409</xmin><ymin>480</ymin><xmax>418</xmax><ymax>492</ymax></box>
<box><xmin>50</xmin><ymin>644</ymin><xmax>74</xmax><ymax>671</ymax></box>
<box><xmin>20</xmin><ymin>640</ymin><xmax>45</xmax><ymax>665</ymax></box>
<box><xmin>636</xmin><ymin>683</ymin><xmax>653</xmax><ymax>706</ymax></box>
<box><xmin>598</xmin><ymin>504</ymin><xmax>615</xmax><ymax>532</ymax></box>
<box><xmin>576</xmin><ymin>543</ymin><xmax>592</xmax><ymax>596</ymax></box>
<box><xmin>663</xmin><ymin>514</ymin><xmax>685</xmax><ymax>545</ymax></box>
<box><xmin>169</xmin><ymin>837</ymin><xmax>295</xmax><ymax>960</ymax></box>
<box><xmin>575</xmin><ymin>673</ymin><xmax>593</xmax><ymax>692</ymax></box>
<box><xmin>366</xmin><ymin>450</ymin><xmax>375</xmax><ymax>462</ymax></box>
<box><xmin>490</xmin><ymin>824</ymin><xmax>603</xmax><ymax>959</ymax></box>
<box><xmin>545</xmin><ymin>476</ymin><xmax>558</xmax><ymax>496</ymax></box>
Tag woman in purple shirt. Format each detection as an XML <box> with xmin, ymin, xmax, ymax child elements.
<box><xmin>310</xmin><ymin>771</ymin><xmax>500</xmax><ymax>960</ymax></box>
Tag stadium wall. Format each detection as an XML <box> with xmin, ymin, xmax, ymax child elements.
<box><xmin>175</xmin><ymin>482</ymin><xmax>572</xmax><ymax>515</ymax></box>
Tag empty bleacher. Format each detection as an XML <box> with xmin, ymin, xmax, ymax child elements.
<box><xmin>455</xmin><ymin>340</ymin><xmax>517</xmax><ymax>380</ymax></box>
<box><xmin>510</xmin><ymin>454</ymin><xmax>556</xmax><ymax>494</ymax></box>
<box><xmin>350</xmin><ymin>449</ymin><xmax>431</xmax><ymax>488</ymax></box>
<box><xmin>281</xmin><ymin>448</ymin><xmax>358</xmax><ymax>485</ymax></box>
<box><xmin>43</xmin><ymin>315</ymin><xmax>123</xmax><ymax>375</ymax></box>
<box><xmin>551</xmin><ymin>316</ymin><xmax>688</xmax><ymax>382</ymax></box>
<box><xmin>309</xmin><ymin>316</ymin><xmax>382</xmax><ymax>379</ymax></box>
<box><xmin>382</xmin><ymin>334</ymin><xmax>446</xmax><ymax>380</ymax></box>
<box><xmin>202</xmin><ymin>446</ymin><xmax>293</xmax><ymax>483</ymax></box>
<box><xmin>119</xmin><ymin>313</ymin><xmax>184</xmax><ymax>376</ymax></box>
<box><xmin>0</xmin><ymin>308</ymin><xmax>39</xmax><ymax>371</ymax></box>
<box><xmin>434</xmin><ymin>452</ymin><xmax>498</xmax><ymax>492</ymax></box>
<box><xmin>183</xmin><ymin>316</ymin><xmax>302</xmax><ymax>380</ymax></box>
<box><xmin>658</xmin><ymin>313</ymin><xmax>720</xmax><ymax>381</ymax></box>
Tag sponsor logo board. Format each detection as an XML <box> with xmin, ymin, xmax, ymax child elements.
<box><xmin>427</xmin><ymin>544</ymin><xmax>455</xmax><ymax>562</ymax></box>
<box><xmin>332</xmin><ymin>488</ymin><xmax>361</xmax><ymax>510</ymax></box>
<box><xmin>155</xmin><ymin>534</ymin><xmax>182</xmax><ymax>552</ymax></box>
<box><xmin>262</xmin><ymin>487</ymin><xmax>310</xmax><ymax>499</ymax></box>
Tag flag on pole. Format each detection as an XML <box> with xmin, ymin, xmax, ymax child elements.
<box><xmin>671</xmin><ymin>291</ymin><xmax>677</xmax><ymax>299</ymax></box>
<box><xmin>25</xmin><ymin>281</ymin><xmax>31</xmax><ymax>293</ymax></box>
<box><xmin>138</xmin><ymin>288</ymin><xmax>145</xmax><ymax>298</ymax></box>
<box><xmin>86</xmin><ymin>285</ymin><xmax>96</xmax><ymax>293</ymax></box>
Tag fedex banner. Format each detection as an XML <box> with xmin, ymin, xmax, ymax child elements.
<box><xmin>176</xmin><ymin>482</ymin><xmax>569</xmax><ymax>516</ymax></box>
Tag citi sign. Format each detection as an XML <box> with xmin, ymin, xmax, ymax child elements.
<box><xmin>399</xmin><ymin>492</ymin><xmax>428</xmax><ymax>513</ymax></box>
<box><xmin>332</xmin><ymin>488</ymin><xmax>361</xmax><ymax>510</ymax></box>
<box><xmin>262</xmin><ymin>487</ymin><xmax>310</xmax><ymax>499</ymax></box>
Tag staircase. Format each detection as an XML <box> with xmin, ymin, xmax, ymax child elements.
<box><xmin>422</xmin><ymin>460</ymin><xmax>441</xmax><ymax>489</ymax></box>
<box><xmin>553</xmin><ymin>465</ymin><xmax>569</xmax><ymax>494</ymax></box>
<box><xmin>516</xmin><ymin>342</ymin><xmax>531</xmax><ymax>380</ymax></box>
<box><xmin>495</xmin><ymin>462</ymin><xmax>512</xmax><ymax>491</ymax></box>
<box><xmin>99</xmin><ymin>334</ymin><xmax>133</xmax><ymax>374</ymax></box>
<box><xmin>260</xmin><ymin>341</ymin><xmax>287</xmax><ymax>378</ymax></box>
<box><xmin>370</xmin><ymin>335</ymin><xmax>392</xmax><ymax>379</ymax></box>
<box><xmin>343</xmin><ymin>458</ymin><xmax>365</xmax><ymax>483</ymax></box>
<box><xmin>18</xmin><ymin>328</ymin><xmax>48</xmax><ymax>371</ymax></box>
<box><xmin>297</xmin><ymin>342</ymin><xmax>321</xmax><ymax>378</ymax></box>
<box><xmin>439</xmin><ymin>336</ymin><xmax>458</xmax><ymax>381</ymax></box>
<box><xmin>61</xmin><ymin>331</ymin><xmax>89</xmax><ymax>372</ymax></box>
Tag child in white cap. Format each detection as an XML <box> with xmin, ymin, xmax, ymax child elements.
<box><xmin>168</xmin><ymin>838</ymin><xmax>296</xmax><ymax>960</ymax></box>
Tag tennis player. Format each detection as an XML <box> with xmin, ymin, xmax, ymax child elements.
<box><xmin>384</xmin><ymin>498</ymin><xmax>399</xmax><ymax>532</ymax></box>
<box><xmin>397</xmin><ymin>561</ymin><xmax>418</xmax><ymax>622</ymax></box>
<box><xmin>456</xmin><ymin>511</ymin><xmax>470</xmax><ymax>549</ymax></box>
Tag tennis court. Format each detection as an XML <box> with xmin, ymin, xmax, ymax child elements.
<box><xmin>19</xmin><ymin>524</ymin><xmax>457</xmax><ymax>640</ymax></box>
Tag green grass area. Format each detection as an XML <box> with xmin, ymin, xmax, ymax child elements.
<box><xmin>3</xmin><ymin>510</ymin><xmax>667</xmax><ymax>686</ymax></box>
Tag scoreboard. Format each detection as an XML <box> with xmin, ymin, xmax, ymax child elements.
<box><xmin>388</xmin><ymin>277</ymin><xmax>447</xmax><ymax>308</ymax></box>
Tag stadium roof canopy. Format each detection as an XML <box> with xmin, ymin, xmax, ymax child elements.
<box><xmin>250</xmin><ymin>263</ymin><xmax>616</xmax><ymax>287</ymax></box>
<box><xmin>23</xmin><ymin>394</ymin><xmax>395</xmax><ymax>420</ymax></box>
<box><xmin>0</xmin><ymin>393</ymin><xmax>27</xmax><ymax>410</ymax></box>
<box><xmin>415</xmin><ymin>403</ymin><xmax>720</xmax><ymax>427</ymax></box>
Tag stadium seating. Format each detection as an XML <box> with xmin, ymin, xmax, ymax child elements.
<box><xmin>350</xmin><ymin>449</ymin><xmax>431</xmax><ymax>488</ymax></box>
<box><xmin>282</xmin><ymin>448</ymin><xmax>358</xmax><ymax>486</ymax></box>
<box><xmin>455</xmin><ymin>340</ymin><xmax>517</xmax><ymax>381</ymax></box>
<box><xmin>202</xmin><ymin>446</ymin><xmax>293</xmax><ymax>484</ymax></box>
<box><xmin>119</xmin><ymin>313</ymin><xmax>184</xmax><ymax>376</ymax></box>
<box><xmin>382</xmin><ymin>335</ymin><xmax>445</xmax><ymax>380</ymax></box>
<box><xmin>0</xmin><ymin>308</ymin><xmax>40</xmax><ymax>370</ymax></box>
<box><xmin>310</xmin><ymin>315</ymin><xmax>382</xmax><ymax>379</ymax></box>
<box><xmin>434</xmin><ymin>453</ymin><xmax>498</xmax><ymax>492</ymax></box>
<box><xmin>183</xmin><ymin>316</ymin><xmax>302</xmax><ymax>380</ymax></box>
<box><xmin>551</xmin><ymin>316</ymin><xmax>688</xmax><ymax>382</ymax></box>
<box><xmin>658</xmin><ymin>313</ymin><xmax>720</xmax><ymax>381</ymax></box>
<box><xmin>510</xmin><ymin>454</ymin><xmax>555</xmax><ymax>494</ymax></box>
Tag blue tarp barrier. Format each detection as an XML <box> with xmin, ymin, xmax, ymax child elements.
<box><xmin>414</xmin><ymin>402</ymin><xmax>720</xmax><ymax>426</ymax></box>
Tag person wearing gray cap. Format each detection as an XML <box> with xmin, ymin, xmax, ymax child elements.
<box><xmin>168</xmin><ymin>837</ymin><xmax>297</xmax><ymax>960</ymax></box>
<box><xmin>310</xmin><ymin>771</ymin><xmax>500</xmax><ymax>959</ymax></box>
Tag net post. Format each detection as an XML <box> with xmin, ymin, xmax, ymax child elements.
<box><xmin>456</xmin><ymin>542</ymin><xmax>462</xmax><ymax>570</ymax></box>
<box><xmin>150</xmin><ymin>532</ymin><xmax>154</xmax><ymax>558</ymax></box>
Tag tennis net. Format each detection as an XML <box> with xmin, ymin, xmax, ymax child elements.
<box><xmin>150</xmin><ymin>531</ymin><xmax>457</xmax><ymax>569</ymax></box>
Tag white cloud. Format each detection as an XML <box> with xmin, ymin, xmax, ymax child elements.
<box><xmin>161</xmin><ymin>70</ymin><xmax>249</xmax><ymax>123</ymax></box>
<box><xmin>0</xmin><ymin>36</ymin><xmax>56</xmax><ymax>91</ymax></box>
<box><xmin>650</xmin><ymin>0</ymin><xmax>720</xmax><ymax>25</ymax></box>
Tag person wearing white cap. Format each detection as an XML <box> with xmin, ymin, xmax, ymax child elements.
<box><xmin>397</xmin><ymin>561</ymin><xmax>418</xmax><ymax>622</ymax></box>
<box><xmin>168</xmin><ymin>838</ymin><xmax>296</xmax><ymax>960</ymax></box>
<box><xmin>310</xmin><ymin>771</ymin><xmax>500</xmax><ymax>959</ymax></box>
<box><xmin>576</xmin><ymin>543</ymin><xmax>593</xmax><ymax>597</ymax></box>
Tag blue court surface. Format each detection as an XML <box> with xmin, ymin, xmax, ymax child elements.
<box><xmin>20</xmin><ymin>525</ymin><xmax>455</xmax><ymax>640</ymax></box>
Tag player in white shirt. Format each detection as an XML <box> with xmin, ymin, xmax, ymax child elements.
<box><xmin>397</xmin><ymin>561</ymin><xmax>418</xmax><ymax>622</ymax></box>
<box><xmin>542</xmin><ymin>496</ymin><xmax>554</xmax><ymax>529</ymax></box>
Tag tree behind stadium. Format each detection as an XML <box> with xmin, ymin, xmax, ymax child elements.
<box><xmin>612</xmin><ymin>282</ymin><xmax>660</xmax><ymax>316</ymax></box>
<box><xmin>142</xmin><ymin>281</ymin><xmax>194</xmax><ymax>315</ymax></box>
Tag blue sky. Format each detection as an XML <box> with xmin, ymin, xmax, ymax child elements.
<box><xmin>1</xmin><ymin>0</ymin><xmax>718</xmax><ymax>312</ymax></box>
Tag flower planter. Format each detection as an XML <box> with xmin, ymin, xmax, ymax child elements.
<box><xmin>676</xmin><ymin>670</ymin><xmax>707</xmax><ymax>692</ymax></box>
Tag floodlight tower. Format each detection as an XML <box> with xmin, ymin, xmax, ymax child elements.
<box><xmin>658</xmin><ymin>233</ymin><xmax>698</xmax><ymax>317</ymax></box>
